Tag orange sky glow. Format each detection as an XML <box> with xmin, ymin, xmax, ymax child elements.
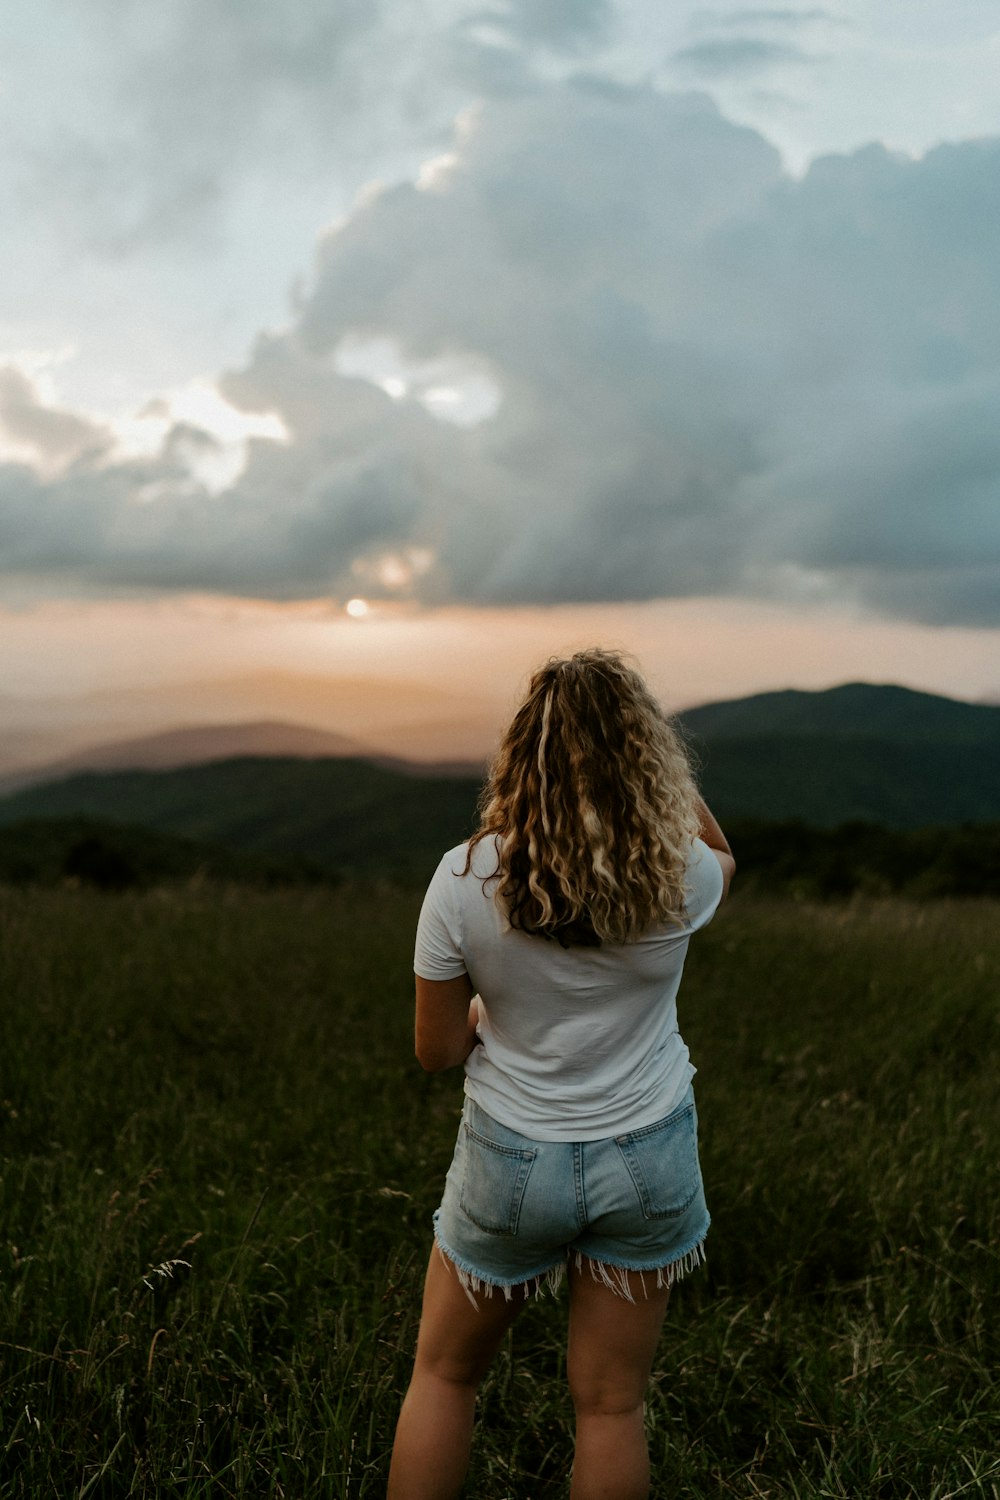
<box><xmin>4</xmin><ymin>593</ymin><xmax>997</xmax><ymax>762</ymax></box>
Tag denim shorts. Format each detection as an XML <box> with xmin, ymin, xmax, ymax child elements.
<box><xmin>433</xmin><ymin>1085</ymin><xmax>710</xmax><ymax>1302</ymax></box>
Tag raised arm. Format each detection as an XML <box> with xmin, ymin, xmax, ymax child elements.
<box><xmin>696</xmin><ymin>796</ymin><xmax>735</xmax><ymax>899</ymax></box>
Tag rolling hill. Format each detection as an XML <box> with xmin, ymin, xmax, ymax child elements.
<box><xmin>680</xmin><ymin>681</ymin><xmax>1000</xmax><ymax>747</ymax></box>
<box><xmin>0</xmin><ymin>757</ymin><xmax>484</xmax><ymax>878</ymax></box>
<box><xmin>678</xmin><ymin>682</ymin><xmax>1000</xmax><ymax>827</ymax></box>
<box><xmin>0</xmin><ymin>684</ymin><xmax>996</xmax><ymax>885</ymax></box>
<box><xmin>0</xmin><ymin>720</ymin><xmax>376</xmax><ymax>796</ymax></box>
<box><xmin>0</xmin><ymin>717</ymin><xmax>487</xmax><ymax>798</ymax></box>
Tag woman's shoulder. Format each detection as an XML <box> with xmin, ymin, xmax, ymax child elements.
<box><xmin>441</xmin><ymin>836</ymin><xmax>503</xmax><ymax>881</ymax></box>
<box><xmin>428</xmin><ymin>836</ymin><xmax>502</xmax><ymax>881</ymax></box>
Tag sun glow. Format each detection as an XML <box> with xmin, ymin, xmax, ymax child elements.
<box><xmin>332</xmin><ymin>335</ymin><xmax>501</xmax><ymax>427</ymax></box>
<box><xmin>345</xmin><ymin>597</ymin><xmax>370</xmax><ymax>618</ymax></box>
<box><xmin>112</xmin><ymin>381</ymin><xmax>290</xmax><ymax>496</ymax></box>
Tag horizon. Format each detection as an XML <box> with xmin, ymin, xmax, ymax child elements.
<box><xmin>3</xmin><ymin>656</ymin><xmax>997</xmax><ymax>785</ymax></box>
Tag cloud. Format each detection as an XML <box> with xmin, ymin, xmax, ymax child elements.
<box><xmin>672</xmin><ymin>38</ymin><xmax>812</xmax><ymax>77</ymax></box>
<box><xmin>10</xmin><ymin>1</ymin><xmax>405</xmax><ymax>254</ymax></box>
<box><xmin>2</xmin><ymin>84</ymin><xmax>999</xmax><ymax>626</ymax></box>
<box><xmin>462</xmin><ymin>0</ymin><xmax>615</xmax><ymax>52</ymax></box>
<box><xmin>9</xmin><ymin>0</ymin><xmax>617</xmax><ymax>257</ymax></box>
<box><xmin>675</xmin><ymin>6</ymin><xmax>837</xmax><ymax>84</ymax></box>
<box><xmin>0</xmin><ymin>367</ymin><xmax>111</xmax><ymax>473</ymax></box>
<box><xmin>709</xmin><ymin>8</ymin><xmax>840</xmax><ymax>26</ymax></box>
<box><xmin>686</xmin><ymin>6</ymin><xmax>842</xmax><ymax>36</ymax></box>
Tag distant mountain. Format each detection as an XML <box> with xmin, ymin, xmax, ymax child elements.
<box><xmin>680</xmin><ymin>682</ymin><xmax>1000</xmax><ymax>747</ymax></box>
<box><xmin>0</xmin><ymin>718</ymin><xmax>485</xmax><ymax>797</ymax></box>
<box><xmin>0</xmin><ymin>686</ymin><xmax>995</xmax><ymax>880</ymax></box>
<box><xmin>0</xmin><ymin>720</ymin><xmax>372</xmax><ymax>796</ymax></box>
<box><xmin>0</xmin><ymin>670</ymin><xmax>502</xmax><ymax>766</ymax></box>
<box><xmin>678</xmin><ymin>683</ymin><xmax>1000</xmax><ymax>827</ymax></box>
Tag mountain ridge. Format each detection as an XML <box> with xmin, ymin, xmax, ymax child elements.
<box><xmin>678</xmin><ymin>681</ymin><xmax>1000</xmax><ymax>746</ymax></box>
<box><xmin>0</xmin><ymin>684</ymin><xmax>996</xmax><ymax>861</ymax></box>
<box><xmin>0</xmin><ymin>717</ymin><xmax>486</xmax><ymax>796</ymax></box>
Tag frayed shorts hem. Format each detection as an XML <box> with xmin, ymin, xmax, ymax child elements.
<box><xmin>433</xmin><ymin>1217</ymin><xmax>709</xmax><ymax>1306</ymax></box>
<box><xmin>569</xmin><ymin>1233</ymin><xmax>709</xmax><ymax>1303</ymax></box>
<box><xmin>433</xmin><ymin>1217</ymin><xmax>566</xmax><ymax>1303</ymax></box>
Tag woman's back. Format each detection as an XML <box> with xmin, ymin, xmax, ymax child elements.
<box><xmin>416</xmin><ymin>834</ymin><xmax>724</xmax><ymax>1139</ymax></box>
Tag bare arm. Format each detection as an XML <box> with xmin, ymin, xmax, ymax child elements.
<box><xmin>696</xmin><ymin>796</ymin><xmax>735</xmax><ymax>899</ymax></box>
<box><xmin>414</xmin><ymin>974</ymin><xmax>480</xmax><ymax>1073</ymax></box>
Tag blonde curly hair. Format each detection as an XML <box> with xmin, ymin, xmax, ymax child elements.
<box><xmin>466</xmin><ymin>649</ymin><xmax>701</xmax><ymax>945</ymax></box>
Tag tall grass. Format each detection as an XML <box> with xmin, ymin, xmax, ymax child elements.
<box><xmin>1</xmin><ymin>885</ymin><xmax>997</xmax><ymax>1497</ymax></box>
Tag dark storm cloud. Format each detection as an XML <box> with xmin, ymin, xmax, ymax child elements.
<box><xmin>2</xmin><ymin>83</ymin><xmax>999</xmax><ymax>626</ymax></box>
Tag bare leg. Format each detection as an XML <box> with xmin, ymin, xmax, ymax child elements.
<box><xmin>387</xmin><ymin>1247</ymin><xmax>527</xmax><ymax>1500</ymax></box>
<box><xmin>566</xmin><ymin>1259</ymin><xmax>671</xmax><ymax>1500</ymax></box>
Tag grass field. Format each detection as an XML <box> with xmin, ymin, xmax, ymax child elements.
<box><xmin>1</xmin><ymin>884</ymin><xmax>997</xmax><ymax>1498</ymax></box>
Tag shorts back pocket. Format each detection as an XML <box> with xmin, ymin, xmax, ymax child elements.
<box><xmin>615</xmin><ymin>1100</ymin><xmax>701</xmax><ymax>1220</ymax></box>
<box><xmin>459</xmin><ymin>1122</ymin><xmax>537</xmax><ymax>1236</ymax></box>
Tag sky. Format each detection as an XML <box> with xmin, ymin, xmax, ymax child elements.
<box><xmin>2</xmin><ymin>0</ymin><xmax>999</xmax><ymax>756</ymax></box>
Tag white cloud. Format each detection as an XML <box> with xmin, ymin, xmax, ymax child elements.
<box><xmin>0</xmin><ymin>364</ymin><xmax>111</xmax><ymax>475</ymax></box>
<box><xmin>112</xmin><ymin>384</ymin><xmax>290</xmax><ymax>495</ymax></box>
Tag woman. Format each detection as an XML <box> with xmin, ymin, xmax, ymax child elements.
<box><xmin>387</xmin><ymin>649</ymin><xmax>734</xmax><ymax>1500</ymax></box>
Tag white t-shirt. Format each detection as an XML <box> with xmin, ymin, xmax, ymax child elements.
<box><xmin>413</xmin><ymin>836</ymin><xmax>724</xmax><ymax>1141</ymax></box>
